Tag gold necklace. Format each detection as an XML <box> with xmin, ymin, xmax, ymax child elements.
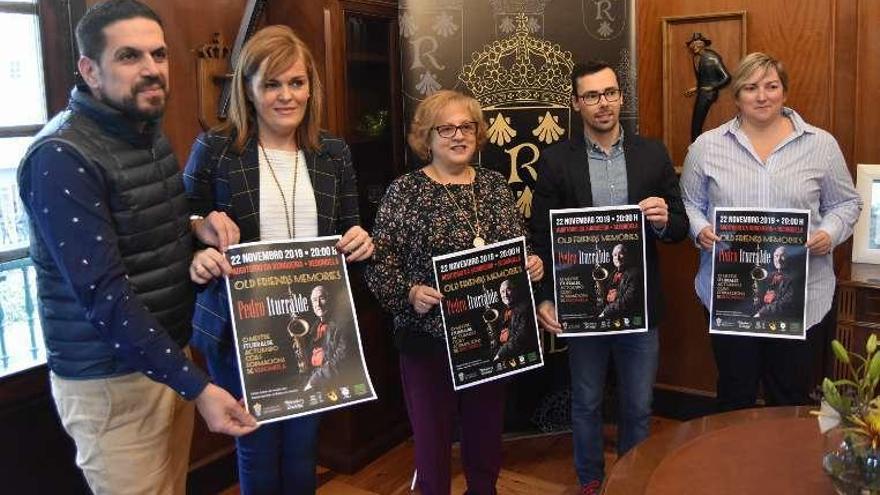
<box><xmin>437</xmin><ymin>167</ymin><xmax>485</xmax><ymax>248</ymax></box>
<box><xmin>259</xmin><ymin>142</ymin><xmax>298</xmax><ymax>238</ymax></box>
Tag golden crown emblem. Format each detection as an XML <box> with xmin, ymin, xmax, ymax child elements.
<box><xmin>459</xmin><ymin>13</ymin><xmax>573</xmax><ymax>108</ymax></box>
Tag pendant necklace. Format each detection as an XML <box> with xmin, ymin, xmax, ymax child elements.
<box><xmin>259</xmin><ymin>142</ymin><xmax>298</xmax><ymax>238</ymax></box>
<box><xmin>438</xmin><ymin>167</ymin><xmax>485</xmax><ymax>248</ymax></box>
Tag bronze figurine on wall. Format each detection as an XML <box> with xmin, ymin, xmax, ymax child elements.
<box><xmin>683</xmin><ymin>32</ymin><xmax>731</xmax><ymax>142</ymax></box>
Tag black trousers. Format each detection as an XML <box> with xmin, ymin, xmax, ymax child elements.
<box><xmin>706</xmin><ymin>307</ymin><xmax>835</xmax><ymax>413</ymax></box>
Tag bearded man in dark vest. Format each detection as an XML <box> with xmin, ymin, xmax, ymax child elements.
<box><xmin>17</xmin><ymin>1</ymin><xmax>256</xmax><ymax>493</ymax></box>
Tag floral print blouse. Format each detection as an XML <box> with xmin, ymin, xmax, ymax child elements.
<box><xmin>365</xmin><ymin>167</ymin><xmax>529</xmax><ymax>352</ymax></box>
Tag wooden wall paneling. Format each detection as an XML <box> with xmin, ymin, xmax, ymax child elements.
<box><xmin>636</xmin><ymin>0</ymin><xmax>664</xmax><ymax>139</ymax></box>
<box><xmin>756</xmin><ymin>0</ymin><xmax>836</xmax><ymax>130</ymax></box>
<box><xmin>324</xmin><ymin>1</ymin><xmax>346</xmax><ymax>136</ymax></box>
<box><xmin>831</xmin><ymin>0</ymin><xmax>859</xmax><ymax>280</ymax></box>
<box><xmin>855</xmin><ymin>0</ymin><xmax>880</xmax><ymax>165</ymax></box>
<box><xmin>831</xmin><ymin>0</ymin><xmax>859</xmax><ymax>165</ymax></box>
<box><xmin>653</xmin><ymin>243</ymin><xmax>713</xmax><ymax>396</ymax></box>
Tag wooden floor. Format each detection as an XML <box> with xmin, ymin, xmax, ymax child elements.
<box><xmin>219</xmin><ymin>417</ymin><xmax>679</xmax><ymax>495</ymax></box>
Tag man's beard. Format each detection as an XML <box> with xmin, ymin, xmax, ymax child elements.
<box><xmin>101</xmin><ymin>75</ymin><xmax>169</xmax><ymax>122</ymax></box>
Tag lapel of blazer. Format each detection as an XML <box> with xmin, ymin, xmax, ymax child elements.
<box><xmin>228</xmin><ymin>135</ymin><xmax>261</xmax><ymax>242</ymax></box>
<box><xmin>622</xmin><ymin>135</ymin><xmax>640</xmax><ymax>204</ymax></box>
<box><xmin>304</xmin><ymin>141</ymin><xmax>337</xmax><ymax>236</ymax></box>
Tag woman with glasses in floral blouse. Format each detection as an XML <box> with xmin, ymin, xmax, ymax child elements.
<box><xmin>365</xmin><ymin>90</ymin><xmax>543</xmax><ymax>495</ymax></box>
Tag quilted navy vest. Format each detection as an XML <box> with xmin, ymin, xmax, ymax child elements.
<box><xmin>18</xmin><ymin>87</ymin><xmax>194</xmax><ymax>379</ymax></box>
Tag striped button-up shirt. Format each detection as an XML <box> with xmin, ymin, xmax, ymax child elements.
<box><xmin>680</xmin><ymin>107</ymin><xmax>862</xmax><ymax>329</ymax></box>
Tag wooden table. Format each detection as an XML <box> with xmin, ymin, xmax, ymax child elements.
<box><xmin>603</xmin><ymin>406</ymin><xmax>836</xmax><ymax>494</ymax></box>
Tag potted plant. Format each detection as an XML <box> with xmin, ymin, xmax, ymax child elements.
<box><xmin>817</xmin><ymin>334</ymin><xmax>880</xmax><ymax>494</ymax></box>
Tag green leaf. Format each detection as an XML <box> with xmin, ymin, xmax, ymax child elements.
<box><xmin>833</xmin><ymin>340</ymin><xmax>851</xmax><ymax>364</ymax></box>
<box><xmin>869</xmin><ymin>334</ymin><xmax>878</xmax><ymax>355</ymax></box>
<box><xmin>823</xmin><ymin>377</ymin><xmax>837</xmax><ymax>392</ymax></box>
<box><xmin>870</xmin><ymin>352</ymin><xmax>880</xmax><ymax>385</ymax></box>
<box><xmin>824</xmin><ymin>378</ymin><xmax>842</xmax><ymax>405</ymax></box>
<box><xmin>833</xmin><ymin>379</ymin><xmax>860</xmax><ymax>388</ymax></box>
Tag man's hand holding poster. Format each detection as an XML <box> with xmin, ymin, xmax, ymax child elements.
<box><xmin>226</xmin><ymin>236</ymin><xmax>376</xmax><ymax>423</ymax></box>
<box><xmin>550</xmin><ymin>205</ymin><xmax>649</xmax><ymax>336</ymax></box>
<box><xmin>432</xmin><ymin>237</ymin><xmax>543</xmax><ymax>391</ymax></box>
<box><xmin>710</xmin><ymin>208</ymin><xmax>810</xmax><ymax>339</ymax></box>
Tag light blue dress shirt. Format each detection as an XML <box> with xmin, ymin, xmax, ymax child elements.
<box><xmin>680</xmin><ymin>107</ymin><xmax>862</xmax><ymax>329</ymax></box>
<box><xmin>586</xmin><ymin>130</ymin><xmax>628</xmax><ymax>206</ymax></box>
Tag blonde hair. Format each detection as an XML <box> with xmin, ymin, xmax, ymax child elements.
<box><xmin>217</xmin><ymin>25</ymin><xmax>323</xmax><ymax>152</ymax></box>
<box><xmin>407</xmin><ymin>90</ymin><xmax>487</xmax><ymax>162</ymax></box>
<box><xmin>730</xmin><ymin>52</ymin><xmax>789</xmax><ymax>99</ymax></box>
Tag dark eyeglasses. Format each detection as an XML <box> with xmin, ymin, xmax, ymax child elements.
<box><xmin>433</xmin><ymin>121</ymin><xmax>478</xmax><ymax>138</ymax></box>
<box><xmin>576</xmin><ymin>88</ymin><xmax>621</xmax><ymax>106</ymax></box>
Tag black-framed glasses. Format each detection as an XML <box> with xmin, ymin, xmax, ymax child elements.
<box><xmin>576</xmin><ymin>88</ymin><xmax>621</xmax><ymax>106</ymax></box>
<box><xmin>433</xmin><ymin>121</ymin><xmax>478</xmax><ymax>138</ymax></box>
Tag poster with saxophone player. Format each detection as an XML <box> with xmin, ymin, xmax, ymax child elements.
<box><xmin>710</xmin><ymin>208</ymin><xmax>810</xmax><ymax>339</ymax></box>
<box><xmin>550</xmin><ymin>205</ymin><xmax>648</xmax><ymax>336</ymax></box>
<box><xmin>225</xmin><ymin>236</ymin><xmax>376</xmax><ymax>424</ymax></box>
<box><xmin>433</xmin><ymin>237</ymin><xmax>543</xmax><ymax>390</ymax></box>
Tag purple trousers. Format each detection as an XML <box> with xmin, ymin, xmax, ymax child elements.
<box><xmin>400</xmin><ymin>349</ymin><xmax>506</xmax><ymax>495</ymax></box>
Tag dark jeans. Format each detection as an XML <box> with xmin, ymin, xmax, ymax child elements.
<box><xmin>208</xmin><ymin>346</ymin><xmax>321</xmax><ymax>495</ymax></box>
<box><xmin>400</xmin><ymin>348</ymin><xmax>506</xmax><ymax>495</ymax></box>
<box><xmin>567</xmin><ymin>328</ymin><xmax>659</xmax><ymax>485</ymax></box>
<box><xmin>709</xmin><ymin>308</ymin><xmax>834</xmax><ymax>412</ymax></box>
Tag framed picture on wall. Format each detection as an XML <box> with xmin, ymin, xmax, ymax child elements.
<box><xmin>662</xmin><ymin>11</ymin><xmax>747</xmax><ymax>172</ymax></box>
<box><xmin>852</xmin><ymin>164</ymin><xmax>880</xmax><ymax>264</ymax></box>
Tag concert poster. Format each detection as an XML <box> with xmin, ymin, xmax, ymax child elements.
<box><xmin>710</xmin><ymin>208</ymin><xmax>810</xmax><ymax>339</ymax></box>
<box><xmin>549</xmin><ymin>205</ymin><xmax>648</xmax><ymax>336</ymax></box>
<box><xmin>432</xmin><ymin>237</ymin><xmax>543</xmax><ymax>391</ymax></box>
<box><xmin>225</xmin><ymin>236</ymin><xmax>376</xmax><ymax>424</ymax></box>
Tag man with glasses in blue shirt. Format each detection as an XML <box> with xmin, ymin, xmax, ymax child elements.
<box><xmin>530</xmin><ymin>60</ymin><xmax>688</xmax><ymax>495</ymax></box>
